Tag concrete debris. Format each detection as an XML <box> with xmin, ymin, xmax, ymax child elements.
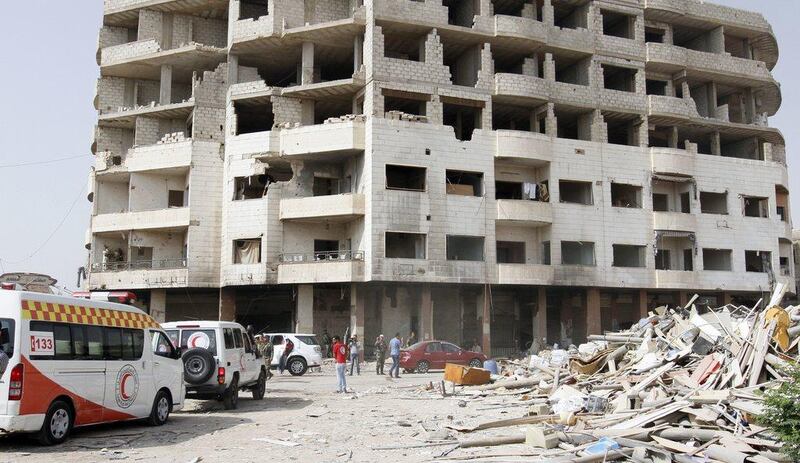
<box><xmin>416</xmin><ymin>287</ymin><xmax>796</xmax><ymax>462</ymax></box>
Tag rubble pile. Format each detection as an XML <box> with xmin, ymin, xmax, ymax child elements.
<box><xmin>427</xmin><ymin>285</ymin><xmax>798</xmax><ymax>462</ymax></box>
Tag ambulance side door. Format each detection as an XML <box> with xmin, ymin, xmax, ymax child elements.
<box><xmin>103</xmin><ymin>327</ymin><xmax>152</xmax><ymax>420</ymax></box>
<box><xmin>150</xmin><ymin>330</ymin><xmax>182</xmax><ymax>407</ymax></box>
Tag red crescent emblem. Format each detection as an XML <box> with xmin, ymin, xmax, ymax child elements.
<box><xmin>120</xmin><ymin>372</ymin><xmax>133</xmax><ymax>400</ymax></box>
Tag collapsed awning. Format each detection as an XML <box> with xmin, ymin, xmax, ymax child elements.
<box><xmin>652</xmin><ymin>174</ymin><xmax>694</xmax><ymax>183</ymax></box>
<box><xmin>655</xmin><ymin>230</ymin><xmax>695</xmax><ymax>240</ymax></box>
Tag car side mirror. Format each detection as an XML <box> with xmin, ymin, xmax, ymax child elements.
<box><xmin>172</xmin><ymin>349</ymin><xmax>182</xmax><ymax>360</ymax></box>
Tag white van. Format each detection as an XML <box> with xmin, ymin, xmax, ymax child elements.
<box><xmin>265</xmin><ymin>333</ymin><xmax>322</xmax><ymax>376</ymax></box>
<box><xmin>0</xmin><ymin>290</ymin><xmax>184</xmax><ymax>444</ymax></box>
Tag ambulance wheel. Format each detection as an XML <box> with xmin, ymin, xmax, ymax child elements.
<box><xmin>38</xmin><ymin>400</ymin><xmax>73</xmax><ymax>445</ymax></box>
<box><xmin>147</xmin><ymin>390</ymin><xmax>171</xmax><ymax>426</ymax></box>
<box><xmin>252</xmin><ymin>371</ymin><xmax>267</xmax><ymax>400</ymax></box>
<box><xmin>223</xmin><ymin>377</ymin><xmax>239</xmax><ymax>410</ymax></box>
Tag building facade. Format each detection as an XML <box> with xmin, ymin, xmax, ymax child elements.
<box><xmin>87</xmin><ymin>0</ymin><xmax>792</xmax><ymax>355</ymax></box>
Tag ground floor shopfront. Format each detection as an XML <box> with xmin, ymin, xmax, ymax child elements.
<box><xmin>131</xmin><ymin>284</ymin><xmax>766</xmax><ymax>357</ymax></box>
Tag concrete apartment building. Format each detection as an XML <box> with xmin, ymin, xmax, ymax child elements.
<box><xmin>86</xmin><ymin>0</ymin><xmax>792</xmax><ymax>355</ymax></box>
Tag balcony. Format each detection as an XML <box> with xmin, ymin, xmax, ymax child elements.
<box><xmin>231</xmin><ymin>15</ymin><xmax>276</xmax><ymax>47</ymax></box>
<box><xmin>650</xmin><ymin>147</ymin><xmax>696</xmax><ymax>177</ymax></box>
<box><xmin>280</xmin><ymin>120</ymin><xmax>365</xmax><ymax>158</ymax></box>
<box><xmin>280</xmin><ymin>194</ymin><xmax>365</xmax><ymax>222</ymax></box>
<box><xmin>124</xmin><ymin>139</ymin><xmax>193</xmax><ymax>172</ymax></box>
<box><xmin>494</xmin><ymin>73</ymin><xmax>548</xmax><ymax>104</ymax></box>
<box><xmin>101</xmin><ymin>42</ymin><xmax>226</xmax><ymax>80</ymax></box>
<box><xmin>646</xmin><ymin>43</ymin><xmax>773</xmax><ymax>84</ymax></box>
<box><xmin>495</xmin><ymin>130</ymin><xmax>551</xmax><ymax>164</ymax></box>
<box><xmin>495</xmin><ymin>200</ymin><xmax>552</xmax><ymax>226</ymax></box>
<box><xmin>103</xmin><ymin>0</ymin><xmax>229</xmax><ymax>27</ymax></box>
<box><xmin>99</xmin><ymin>100</ymin><xmax>195</xmax><ymax>129</ymax></box>
<box><xmin>653</xmin><ymin>212</ymin><xmax>696</xmax><ymax>232</ymax></box>
<box><xmin>277</xmin><ymin>251</ymin><xmax>366</xmax><ymax>284</ymax></box>
<box><xmin>93</xmin><ymin>207</ymin><xmax>191</xmax><ymax>233</ymax></box>
<box><xmin>496</xmin><ymin>264</ymin><xmax>554</xmax><ymax>285</ymax></box>
<box><xmin>372</xmin><ymin>0</ymin><xmax>448</xmax><ymax>28</ymax></box>
<box><xmin>89</xmin><ymin>259</ymin><xmax>188</xmax><ymax>290</ymax></box>
<box><xmin>494</xmin><ymin>15</ymin><xmax>547</xmax><ymax>42</ymax></box>
<box><xmin>647</xmin><ymin>95</ymin><xmax>701</xmax><ymax>120</ymax></box>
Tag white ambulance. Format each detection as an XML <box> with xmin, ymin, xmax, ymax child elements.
<box><xmin>0</xmin><ymin>289</ymin><xmax>184</xmax><ymax>444</ymax></box>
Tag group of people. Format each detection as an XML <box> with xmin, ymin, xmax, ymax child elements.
<box><xmin>331</xmin><ymin>332</ymin><xmax>404</xmax><ymax>393</ymax></box>
<box><xmin>253</xmin><ymin>334</ymin><xmax>295</xmax><ymax>376</ymax></box>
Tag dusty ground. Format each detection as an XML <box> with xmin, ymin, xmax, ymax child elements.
<box><xmin>0</xmin><ymin>363</ymin><xmax>530</xmax><ymax>463</ymax></box>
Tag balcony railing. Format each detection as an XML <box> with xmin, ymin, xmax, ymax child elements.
<box><xmin>92</xmin><ymin>258</ymin><xmax>187</xmax><ymax>273</ymax></box>
<box><xmin>279</xmin><ymin>250</ymin><xmax>365</xmax><ymax>264</ymax></box>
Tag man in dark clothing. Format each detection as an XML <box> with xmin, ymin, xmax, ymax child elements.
<box><xmin>374</xmin><ymin>334</ymin><xmax>387</xmax><ymax>375</ymax></box>
<box><xmin>279</xmin><ymin>338</ymin><xmax>295</xmax><ymax>374</ymax></box>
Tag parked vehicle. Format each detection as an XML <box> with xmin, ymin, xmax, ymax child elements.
<box><xmin>400</xmin><ymin>341</ymin><xmax>487</xmax><ymax>374</ymax></box>
<box><xmin>162</xmin><ymin>321</ymin><xmax>266</xmax><ymax>410</ymax></box>
<box><xmin>263</xmin><ymin>333</ymin><xmax>322</xmax><ymax>376</ymax></box>
<box><xmin>0</xmin><ymin>290</ymin><xmax>184</xmax><ymax>445</ymax></box>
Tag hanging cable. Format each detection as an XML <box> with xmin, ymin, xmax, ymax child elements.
<box><xmin>0</xmin><ymin>154</ymin><xmax>90</xmax><ymax>169</ymax></box>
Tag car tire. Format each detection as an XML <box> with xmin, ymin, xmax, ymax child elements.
<box><xmin>469</xmin><ymin>358</ymin><xmax>483</xmax><ymax>368</ymax></box>
<box><xmin>182</xmin><ymin>348</ymin><xmax>216</xmax><ymax>385</ymax></box>
<box><xmin>223</xmin><ymin>377</ymin><xmax>239</xmax><ymax>410</ymax></box>
<box><xmin>288</xmin><ymin>357</ymin><xmax>307</xmax><ymax>376</ymax></box>
<box><xmin>147</xmin><ymin>390</ymin><xmax>171</xmax><ymax>426</ymax></box>
<box><xmin>37</xmin><ymin>400</ymin><xmax>73</xmax><ymax>445</ymax></box>
<box><xmin>252</xmin><ymin>370</ymin><xmax>266</xmax><ymax>400</ymax></box>
<box><xmin>416</xmin><ymin>360</ymin><xmax>430</xmax><ymax>374</ymax></box>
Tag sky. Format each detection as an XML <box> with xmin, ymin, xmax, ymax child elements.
<box><xmin>0</xmin><ymin>0</ymin><xmax>797</xmax><ymax>292</ymax></box>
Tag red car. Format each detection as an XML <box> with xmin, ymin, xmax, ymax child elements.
<box><xmin>400</xmin><ymin>341</ymin><xmax>487</xmax><ymax>373</ymax></box>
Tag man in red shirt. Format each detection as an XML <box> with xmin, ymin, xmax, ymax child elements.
<box><xmin>332</xmin><ymin>336</ymin><xmax>348</xmax><ymax>393</ymax></box>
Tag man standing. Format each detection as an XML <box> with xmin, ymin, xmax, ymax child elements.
<box><xmin>321</xmin><ymin>329</ymin><xmax>331</xmax><ymax>358</ymax></box>
<box><xmin>332</xmin><ymin>336</ymin><xmax>348</xmax><ymax>393</ymax></box>
<box><xmin>406</xmin><ymin>331</ymin><xmax>417</xmax><ymax>348</ymax></box>
<box><xmin>374</xmin><ymin>334</ymin><xmax>387</xmax><ymax>375</ymax></box>
<box><xmin>259</xmin><ymin>335</ymin><xmax>274</xmax><ymax>379</ymax></box>
<box><xmin>389</xmin><ymin>333</ymin><xmax>402</xmax><ymax>378</ymax></box>
<box><xmin>348</xmin><ymin>335</ymin><xmax>360</xmax><ymax>376</ymax></box>
<box><xmin>279</xmin><ymin>337</ymin><xmax>295</xmax><ymax>375</ymax></box>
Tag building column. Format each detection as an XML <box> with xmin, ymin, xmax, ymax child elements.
<box><xmin>533</xmin><ymin>287</ymin><xmax>547</xmax><ymax>347</ymax></box>
<box><xmin>219</xmin><ymin>287</ymin><xmax>236</xmax><ymax>321</ymax></box>
<box><xmin>586</xmin><ymin>288</ymin><xmax>602</xmax><ymax>337</ymax></box>
<box><xmin>296</xmin><ymin>285</ymin><xmax>314</xmax><ymax>334</ymax></box>
<box><xmin>420</xmin><ymin>284</ymin><xmax>433</xmax><ymax>341</ymax></box>
<box><xmin>353</xmin><ymin>35</ymin><xmax>363</xmax><ymax>73</ymax></box>
<box><xmin>150</xmin><ymin>289</ymin><xmax>167</xmax><ymax>323</ymax></box>
<box><xmin>481</xmin><ymin>286</ymin><xmax>491</xmax><ymax>357</ymax></box>
<box><xmin>638</xmin><ymin>289</ymin><xmax>648</xmax><ymax>319</ymax></box>
<box><xmin>228</xmin><ymin>54</ymin><xmax>239</xmax><ymax>85</ymax></box>
<box><xmin>350</xmin><ymin>284</ymin><xmax>365</xmax><ymax>362</ymax></box>
<box><xmin>723</xmin><ymin>292</ymin><xmax>733</xmax><ymax>306</ymax></box>
<box><xmin>301</xmin><ymin>41</ymin><xmax>315</xmax><ymax>85</ymax></box>
<box><xmin>159</xmin><ymin>64</ymin><xmax>173</xmax><ymax>105</ymax></box>
<box><xmin>678</xmin><ymin>291</ymin><xmax>689</xmax><ymax>308</ymax></box>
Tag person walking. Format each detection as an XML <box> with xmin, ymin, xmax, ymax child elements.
<box><xmin>348</xmin><ymin>335</ymin><xmax>361</xmax><ymax>376</ymax></box>
<box><xmin>389</xmin><ymin>333</ymin><xmax>402</xmax><ymax>378</ymax></box>
<box><xmin>374</xmin><ymin>334</ymin><xmax>387</xmax><ymax>375</ymax></box>
<box><xmin>279</xmin><ymin>337</ymin><xmax>295</xmax><ymax>375</ymax></box>
<box><xmin>332</xmin><ymin>336</ymin><xmax>348</xmax><ymax>393</ymax></box>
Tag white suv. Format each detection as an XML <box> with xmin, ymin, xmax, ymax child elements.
<box><xmin>265</xmin><ymin>333</ymin><xmax>322</xmax><ymax>376</ymax></box>
<box><xmin>163</xmin><ymin>321</ymin><xmax>267</xmax><ymax>410</ymax></box>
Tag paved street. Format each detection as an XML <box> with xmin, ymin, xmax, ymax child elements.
<box><xmin>0</xmin><ymin>365</ymin><xmax>494</xmax><ymax>463</ymax></box>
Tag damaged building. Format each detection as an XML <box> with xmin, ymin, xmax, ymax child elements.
<box><xmin>87</xmin><ymin>0</ymin><xmax>792</xmax><ymax>356</ymax></box>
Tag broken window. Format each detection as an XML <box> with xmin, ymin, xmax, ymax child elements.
<box><xmin>655</xmin><ymin>249</ymin><xmax>671</xmax><ymax>270</ymax></box>
<box><xmin>646</xmin><ymin>79</ymin><xmax>667</xmax><ymax>96</ymax></box>
<box><xmin>443</xmin><ymin>100</ymin><xmax>482</xmax><ymax>141</ymax></box>
<box><xmin>559</xmin><ymin>180</ymin><xmax>593</xmax><ymax>205</ymax></box>
<box><xmin>555</xmin><ymin>57</ymin><xmax>590</xmax><ymax>86</ymax></box>
<box><xmin>234</xmin><ymin>101</ymin><xmax>274</xmax><ymax>135</ymax></box>
<box><xmin>742</xmin><ymin>196</ymin><xmax>768</xmax><ymax>218</ymax></box>
<box><xmin>446</xmin><ymin>170</ymin><xmax>483</xmax><ymax>197</ymax></box>
<box><xmin>611</xmin><ymin>183</ymin><xmax>642</xmax><ymax>208</ymax></box>
<box><xmin>561</xmin><ymin>241</ymin><xmax>595</xmax><ymax>266</ymax></box>
<box><xmin>645</xmin><ymin>27</ymin><xmax>665</xmax><ymax>43</ymax></box>
<box><xmin>314</xmin><ymin>240</ymin><xmax>340</xmax><ymax>260</ymax></box>
<box><xmin>612</xmin><ymin>245</ymin><xmax>645</xmax><ymax>268</ymax></box>
<box><xmin>233</xmin><ymin>239</ymin><xmax>261</xmax><ymax>264</ymax></box>
<box><xmin>233</xmin><ymin>175</ymin><xmax>271</xmax><ymax>200</ymax></box>
<box><xmin>554</xmin><ymin>108</ymin><xmax>592</xmax><ymax>141</ymax></box>
<box><xmin>606</xmin><ymin>117</ymin><xmax>639</xmax><ymax>146</ymax></box>
<box><xmin>313</xmin><ymin>177</ymin><xmax>343</xmax><ymax>196</ymax></box>
<box><xmin>386</xmin><ymin>165</ymin><xmax>426</xmax><ymax>191</ymax></box>
<box><xmin>703</xmin><ymin>249</ymin><xmax>732</xmax><ymax>271</ymax></box>
<box><xmin>496</xmin><ymin>181</ymin><xmax>523</xmax><ymax>200</ymax></box>
<box><xmin>383</xmin><ymin>90</ymin><xmax>428</xmax><ymax>116</ymax></box>
<box><xmin>652</xmin><ymin>194</ymin><xmax>668</xmax><ymax>212</ymax></box>
<box><xmin>553</xmin><ymin>1</ymin><xmax>588</xmax><ymax>29</ymax></box>
<box><xmin>492</xmin><ymin>103</ymin><xmax>535</xmax><ymax>132</ymax></box>
<box><xmin>652</xmin><ymin>176</ymin><xmax>693</xmax><ymax>213</ymax></box>
<box><xmin>776</xmin><ymin>185</ymin><xmax>789</xmax><ymax>222</ymax></box>
<box><xmin>446</xmin><ymin>236</ymin><xmax>485</xmax><ymax>261</ymax></box>
<box><xmin>383</xmin><ymin>30</ymin><xmax>423</xmax><ymax>61</ymax></box>
<box><xmin>168</xmin><ymin>190</ymin><xmax>185</xmax><ymax>208</ymax></box>
<box><xmin>601</xmin><ymin>10</ymin><xmax>635</xmax><ymax>39</ymax></box>
<box><xmin>492</xmin><ymin>0</ymin><xmax>543</xmax><ymax>19</ymax></box>
<box><xmin>745</xmin><ymin>250</ymin><xmax>770</xmax><ymax>273</ymax></box>
<box><xmin>240</xmin><ymin>0</ymin><xmax>269</xmax><ymax>20</ymax></box>
<box><xmin>497</xmin><ymin>241</ymin><xmax>525</xmax><ymax>264</ymax></box>
<box><xmin>443</xmin><ymin>0</ymin><xmax>479</xmax><ymax>27</ymax></box>
<box><xmin>542</xmin><ymin>241</ymin><xmax>551</xmax><ymax>265</ymax></box>
<box><xmin>700</xmin><ymin>191</ymin><xmax>728</xmax><ymax>215</ymax></box>
<box><xmin>385</xmin><ymin>232</ymin><xmax>426</xmax><ymax>259</ymax></box>
<box><xmin>602</xmin><ymin>65</ymin><xmax>636</xmax><ymax>93</ymax></box>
